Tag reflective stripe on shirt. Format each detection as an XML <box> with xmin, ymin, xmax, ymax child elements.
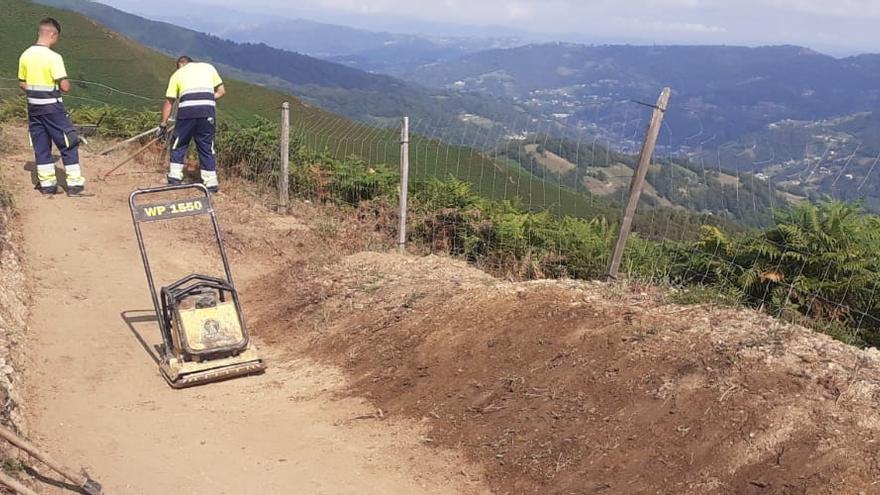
<box><xmin>26</xmin><ymin>84</ymin><xmax>57</xmax><ymax>91</ymax></box>
<box><xmin>180</xmin><ymin>87</ymin><xmax>215</xmax><ymax>97</ymax></box>
<box><xmin>27</xmin><ymin>97</ymin><xmax>63</xmax><ymax>105</ymax></box>
<box><xmin>178</xmin><ymin>100</ymin><xmax>216</xmax><ymax>108</ymax></box>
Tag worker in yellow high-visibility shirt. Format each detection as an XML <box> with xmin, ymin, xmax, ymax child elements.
<box><xmin>18</xmin><ymin>17</ymin><xmax>86</xmax><ymax>196</ymax></box>
<box><xmin>157</xmin><ymin>56</ymin><xmax>226</xmax><ymax>193</ymax></box>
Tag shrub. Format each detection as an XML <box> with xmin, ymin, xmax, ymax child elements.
<box><xmin>410</xmin><ymin>178</ymin><xmax>490</xmax><ymax>257</ymax></box>
<box><xmin>0</xmin><ymin>98</ymin><xmax>159</xmax><ymax>138</ymax></box>
<box><xmin>215</xmin><ymin>118</ymin><xmax>281</xmax><ymax>183</ymax></box>
<box><xmin>409</xmin><ymin>178</ymin><xmax>617</xmax><ymax>279</ymax></box>
<box><xmin>68</xmin><ymin>106</ymin><xmax>159</xmax><ymax>138</ymax></box>
<box><xmin>326</xmin><ymin>155</ymin><xmax>398</xmax><ymax>205</ymax></box>
<box><xmin>0</xmin><ymin>99</ymin><xmax>26</xmax><ymax>123</ymax></box>
<box><xmin>675</xmin><ymin>201</ymin><xmax>880</xmax><ymax>346</ymax></box>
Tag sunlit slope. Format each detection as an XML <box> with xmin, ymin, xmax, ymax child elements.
<box><xmin>0</xmin><ymin>0</ymin><xmax>621</xmax><ymax>219</ymax></box>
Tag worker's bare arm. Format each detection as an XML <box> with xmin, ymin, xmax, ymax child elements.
<box><xmin>214</xmin><ymin>84</ymin><xmax>226</xmax><ymax>100</ymax></box>
<box><xmin>161</xmin><ymin>99</ymin><xmax>174</xmax><ymax>125</ymax></box>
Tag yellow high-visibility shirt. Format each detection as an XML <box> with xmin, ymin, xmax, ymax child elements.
<box><xmin>165</xmin><ymin>62</ymin><xmax>223</xmax><ymax>120</ymax></box>
<box><xmin>18</xmin><ymin>45</ymin><xmax>68</xmax><ymax>115</ymax></box>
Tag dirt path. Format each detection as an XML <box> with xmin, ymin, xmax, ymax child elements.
<box><xmin>5</xmin><ymin>132</ymin><xmax>484</xmax><ymax>495</ymax></box>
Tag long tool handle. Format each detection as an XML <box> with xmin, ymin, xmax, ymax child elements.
<box><xmin>0</xmin><ymin>471</ymin><xmax>39</xmax><ymax>495</ymax></box>
<box><xmin>101</xmin><ymin>137</ymin><xmax>162</xmax><ymax>181</ymax></box>
<box><xmin>98</xmin><ymin>126</ymin><xmax>159</xmax><ymax>156</ymax></box>
<box><xmin>0</xmin><ymin>426</ymin><xmax>88</xmax><ymax>488</ymax></box>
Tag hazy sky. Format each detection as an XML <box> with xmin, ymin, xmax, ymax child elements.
<box><xmin>105</xmin><ymin>0</ymin><xmax>880</xmax><ymax>55</ymax></box>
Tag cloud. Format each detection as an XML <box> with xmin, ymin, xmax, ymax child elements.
<box><xmin>309</xmin><ymin>0</ymin><xmax>541</xmax><ymax>22</ymax></box>
<box><xmin>505</xmin><ymin>2</ymin><xmax>534</xmax><ymax>20</ymax></box>
<box><xmin>161</xmin><ymin>0</ymin><xmax>880</xmax><ymax>54</ymax></box>
<box><xmin>300</xmin><ymin>0</ymin><xmax>879</xmax><ymax>18</ymax></box>
<box><xmin>763</xmin><ymin>0</ymin><xmax>880</xmax><ymax>18</ymax></box>
<box><xmin>641</xmin><ymin>20</ymin><xmax>726</xmax><ymax>34</ymax></box>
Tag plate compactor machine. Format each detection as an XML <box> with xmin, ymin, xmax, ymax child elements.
<box><xmin>129</xmin><ymin>184</ymin><xmax>265</xmax><ymax>388</ymax></box>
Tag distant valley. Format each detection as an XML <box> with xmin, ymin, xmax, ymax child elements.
<box><xmin>401</xmin><ymin>43</ymin><xmax>880</xmax><ymax>147</ymax></box>
<box><xmin>394</xmin><ymin>43</ymin><xmax>880</xmax><ymax>208</ymax></box>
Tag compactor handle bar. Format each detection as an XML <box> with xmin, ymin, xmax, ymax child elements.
<box><xmin>128</xmin><ymin>184</ymin><xmax>237</xmax><ymax>352</ymax></box>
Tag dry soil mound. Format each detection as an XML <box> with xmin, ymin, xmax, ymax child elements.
<box><xmin>250</xmin><ymin>251</ymin><xmax>880</xmax><ymax>495</ymax></box>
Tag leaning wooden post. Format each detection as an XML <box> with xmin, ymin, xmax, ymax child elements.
<box><xmin>606</xmin><ymin>87</ymin><xmax>671</xmax><ymax>279</ymax></box>
<box><xmin>398</xmin><ymin>116</ymin><xmax>410</xmax><ymax>253</ymax></box>
<box><xmin>279</xmin><ymin>102</ymin><xmax>290</xmax><ymax>214</ymax></box>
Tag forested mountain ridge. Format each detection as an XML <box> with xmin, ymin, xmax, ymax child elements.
<box><xmin>403</xmin><ymin>43</ymin><xmax>880</xmax><ymax>147</ymax></box>
<box><xmin>34</xmin><ymin>0</ymin><xmax>534</xmax><ymax>133</ymax></box>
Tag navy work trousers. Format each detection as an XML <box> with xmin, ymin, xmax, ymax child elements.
<box><xmin>29</xmin><ymin>112</ymin><xmax>84</xmax><ymax>188</ymax></box>
<box><xmin>168</xmin><ymin>117</ymin><xmax>217</xmax><ymax>188</ymax></box>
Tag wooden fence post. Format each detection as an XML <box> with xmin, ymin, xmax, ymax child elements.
<box><xmin>398</xmin><ymin>117</ymin><xmax>410</xmax><ymax>253</ymax></box>
<box><xmin>606</xmin><ymin>87</ymin><xmax>672</xmax><ymax>279</ymax></box>
<box><xmin>279</xmin><ymin>102</ymin><xmax>290</xmax><ymax>214</ymax></box>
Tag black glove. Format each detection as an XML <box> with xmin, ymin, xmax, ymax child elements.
<box><xmin>156</xmin><ymin>123</ymin><xmax>167</xmax><ymax>142</ymax></box>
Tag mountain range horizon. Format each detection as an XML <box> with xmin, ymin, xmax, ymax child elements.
<box><xmin>92</xmin><ymin>0</ymin><xmax>880</xmax><ymax>57</ymax></box>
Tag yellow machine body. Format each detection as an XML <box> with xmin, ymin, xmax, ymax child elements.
<box><xmin>163</xmin><ymin>298</ymin><xmax>265</xmax><ymax>388</ymax></box>
<box><xmin>176</xmin><ymin>301</ymin><xmax>247</xmax><ymax>355</ymax></box>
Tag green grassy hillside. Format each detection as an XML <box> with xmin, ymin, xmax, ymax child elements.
<box><xmin>0</xmin><ymin>0</ymin><xmax>386</xmax><ymax>172</ymax></box>
<box><xmin>0</xmin><ymin>0</ymin><xmax>295</xmax><ymax>121</ymax></box>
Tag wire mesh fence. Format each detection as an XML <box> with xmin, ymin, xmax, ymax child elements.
<box><xmin>2</xmin><ymin>76</ymin><xmax>880</xmax><ymax>347</ymax></box>
<box><xmin>644</xmin><ymin>101</ymin><xmax>880</xmax><ymax>348</ymax></box>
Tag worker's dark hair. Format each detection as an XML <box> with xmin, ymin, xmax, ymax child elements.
<box><xmin>39</xmin><ymin>17</ymin><xmax>62</xmax><ymax>34</ymax></box>
<box><xmin>176</xmin><ymin>55</ymin><xmax>193</xmax><ymax>66</ymax></box>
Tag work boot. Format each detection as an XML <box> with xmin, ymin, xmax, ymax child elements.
<box><xmin>40</xmin><ymin>185</ymin><xmax>58</xmax><ymax>196</ymax></box>
<box><xmin>207</xmin><ymin>186</ymin><xmax>219</xmax><ymax>194</ymax></box>
<box><xmin>167</xmin><ymin>177</ymin><xmax>182</xmax><ymax>186</ymax></box>
<box><xmin>67</xmin><ymin>185</ymin><xmax>85</xmax><ymax>197</ymax></box>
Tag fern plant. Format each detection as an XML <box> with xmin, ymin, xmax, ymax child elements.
<box><xmin>677</xmin><ymin>201</ymin><xmax>880</xmax><ymax>345</ymax></box>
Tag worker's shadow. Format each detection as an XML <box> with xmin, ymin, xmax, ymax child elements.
<box><xmin>120</xmin><ymin>309</ymin><xmax>163</xmax><ymax>366</ymax></box>
<box><xmin>22</xmin><ymin>465</ymin><xmax>90</xmax><ymax>495</ymax></box>
<box><xmin>24</xmin><ymin>158</ymin><xmax>72</xmax><ymax>191</ymax></box>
